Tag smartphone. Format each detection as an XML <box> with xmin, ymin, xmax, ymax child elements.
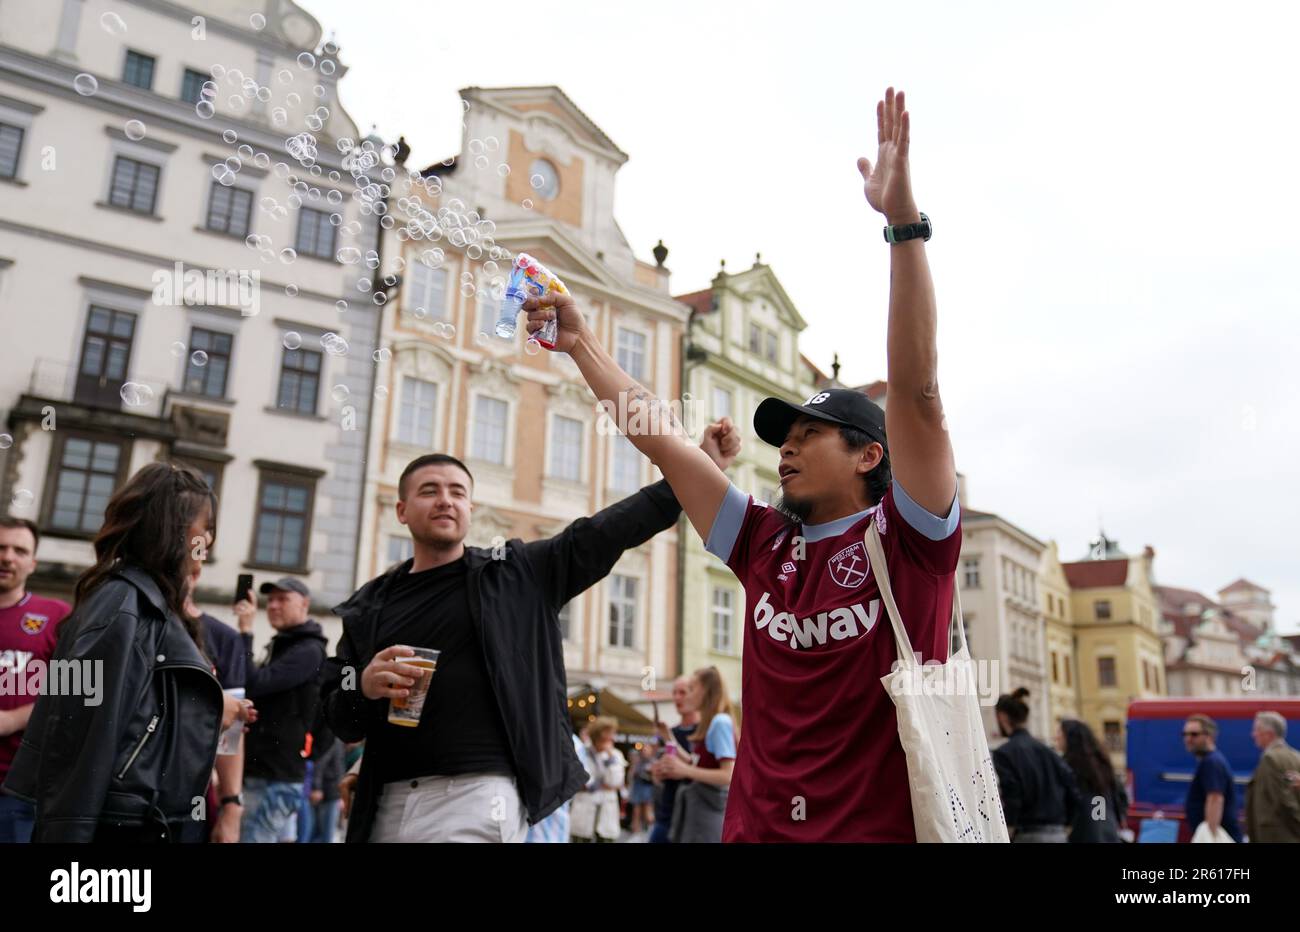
<box><xmin>234</xmin><ymin>574</ymin><xmax>254</xmax><ymax>604</ymax></box>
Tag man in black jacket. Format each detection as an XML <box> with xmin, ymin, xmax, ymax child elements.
<box><xmin>322</xmin><ymin>423</ymin><xmax>739</xmax><ymax>842</ymax></box>
<box><xmin>233</xmin><ymin>577</ymin><xmax>328</xmax><ymax>843</ymax></box>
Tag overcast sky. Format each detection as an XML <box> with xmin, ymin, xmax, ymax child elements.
<box><xmin>299</xmin><ymin>0</ymin><xmax>1300</xmax><ymax>633</ymax></box>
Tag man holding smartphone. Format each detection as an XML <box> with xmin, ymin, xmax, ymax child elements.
<box><xmin>234</xmin><ymin>577</ymin><xmax>328</xmax><ymax>843</ymax></box>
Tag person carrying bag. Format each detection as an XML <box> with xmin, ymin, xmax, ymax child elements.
<box><xmin>865</xmin><ymin>519</ymin><xmax>1009</xmax><ymax>843</ymax></box>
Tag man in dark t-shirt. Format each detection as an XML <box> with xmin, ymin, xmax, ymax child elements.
<box><xmin>1183</xmin><ymin>714</ymin><xmax>1242</xmax><ymax>842</ymax></box>
<box><xmin>648</xmin><ymin>675</ymin><xmax>700</xmax><ymax>844</ymax></box>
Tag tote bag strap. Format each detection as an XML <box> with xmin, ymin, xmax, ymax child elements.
<box><xmin>865</xmin><ymin>517</ymin><xmax>968</xmax><ymax>668</ymax></box>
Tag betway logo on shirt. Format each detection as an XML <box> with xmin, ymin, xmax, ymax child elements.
<box><xmin>752</xmin><ymin>591</ymin><xmax>880</xmax><ymax>650</ymax></box>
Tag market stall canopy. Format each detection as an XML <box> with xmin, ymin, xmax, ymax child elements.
<box><xmin>567</xmin><ymin>683</ymin><xmax>657</xmax><ymax>736</ymax></box>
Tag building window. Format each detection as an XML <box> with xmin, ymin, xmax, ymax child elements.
<box><xmin>711</xmin><ymin>587</ymin><xmax>734</xmax><ymax>653</ymax></box>
<box><xmin>608</xmin><ymin>574</ymin><xmax>637</xmax><ymax>649</ymax></box>
<box><xmin>0</xmin><ymin>123</ymin><xmax>23</xmax><ymax>179</ymax></box>
<box><xmin>180</xmin><ymin>68</ymin><xmax>209</xmax><ymax>105</ymax></box>
<box><xmin>108</xmin><ymin>156</ymin><xmax>160</xmax><ymax>214</ymax></box>
<box><xmin>1098</xmin><ymin>656</ymin><xmax>1117</xmax><ymax>687</ymax></box>
<box><xmin>1065</xmin><ymin>656</ymin><xmax>1072</xmax><ymax>687</ymax></box>
<box><xmin>295</xmin><ymin>206</ymin><xmax>336</xmax><ymax>260</ymax></box>
<box><xmin>396</xmin><ymin>377</ymin><xmax>438</xmax><ymax>446</ymax></box>
<box><xmin>558</xmin><ymin>600</ymin><xmax>573</xmax><ymax>640</ymax></box>
<box><xmin>276</xmin><ymin>346</ymin><xmax>321</xmax><ymax>415</ymax></box>
<box><xmin>386</xmin><ymin>535</ymin><xmax>413</xmax><ymax>567</ymax></box>
<box><xmin>528</xmin><ymin>158</ymin><xmax>560</xmax><ymax>200</ymax></box>
<box><xmin>1103</xmin><ymin>721</ymin><xmax>1123</xmax><ymax>754</ymax></box>
<box><xmin>616</xmin><ymin>328</ymin><xmax>647</xmax><ymax>384</ymax></box>
<box><xmin>183</xmin><ymin>328</ymin><xmax>233</xmax><ymax>398</ymax></box>
<box><xmin>1095</xmin><ymin>600</ymin><xmax>1112</xmax><ymax>620</ymax></box>
<box><xmin>122</xmin><ymin>50</ymin><xmax>156</xmax><ymax>90</ymax></box>
<box><xmin>206</xmin><ymin>181</ymin><xmax>253</xmax><ymax>236</ymax></box>
<box><xmin>712</xmin><ymin>386</ymin><xmax>732</xmax><ymax>421</ymax></box>
<box><xmin>611</xmin><ymin>433</ymin><xmax>641</xmax><ymax>493</ymax></box>
<box><xmin>76</xmin><ymin>306</ymin><xmax>137</xmax><ymax>408</ymax></box>
<box><xmin>962</xmin><ymin>558</ymin><xmax>981</xmax><ymax>589</ymax></box>
<box><xmin>252</xmin><ymin>473</ymin><xmax>315</xmax><ymax>570</ymax></box>
<box><xmin>44</xmin><ymin>435</ymin><xmax>124</xmax><ymax>534</ymax></box>
<box><xmin>408</xmin><ymin>262</ymin><xmax>447</xmax><ymax>318</ymax></box>
<box><xmin>471</xmin><ymin>396</ymin><xmax>508</xmax><ymax>464</ymax></box>
<box><xmin>1051</xmin><ymin>651</ymin><xmax>1059</xmax><ymax>684</ymax></box>
<box><xmin>1142</xmin><ymin>661</ymin><xmax>1150</xmax><ymax>690</ymax></box>
<box><xmin>748</xmin><ymin>323</ymin><xmax>761</xmax><ymax>355</ymax></box>
<box><xmin>549</xmin><ymin>416</ymin><xmax>583</xmax><ymax>482</ymax></box>
<box><xmin>765</xmin><ymin>330</ymin><xmax>778</xmax><ymax>363</ymax></box>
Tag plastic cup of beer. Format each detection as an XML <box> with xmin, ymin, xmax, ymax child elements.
<box><xmin>387</xmin><ymin>647</ymin><xmax>440</xmax><ymax>727</ymax></box>
<box><xmin>217</xmin><ymin>688</ymin><xmax>245</xmax><ymax>755</ymax></box>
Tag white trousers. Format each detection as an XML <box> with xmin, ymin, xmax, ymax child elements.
<box><xmin>371</xmin><ymin>773</ymin><xmax>528</xmax><ymax>843</ymax></box>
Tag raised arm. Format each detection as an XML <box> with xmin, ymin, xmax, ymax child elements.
<box><xmin>523</xmin><ymin>295</ymin><xmax>736</xmax><ymax>542</ymax></box>
<box><xmin>859</xmin><ymin>87</ymin><xmax>956</xmax><ymax>517</ymax></box>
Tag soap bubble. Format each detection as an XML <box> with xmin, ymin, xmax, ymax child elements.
<box><xmin>0</xmin><ymin>433</ymin><xmax>12</xmax><ymax>450</ymax></box>
<box><xmin>524</xmin><ymin>339</ymin><xmax>542</xmax><ymax>356</ymax></box>
<box><xmin>497</xmin><ymin>164</ymin><xmax>510</xmax><ymax>177</ymax></box>
<box><xmin>285</xmin><ymin>284</ymin><xmax>299</xmax><ymax>297</ymax></box>
<box><xmin>10</xmin><ymin>489</ymin><xmax>34</xmax><ymax>510</ymax></box>
<box><xmin>119</xmin><ymin>381</ymin><xmax>155</xmax><ymax>407</ymax></box>
<box><xmin>282</xmin><ymin>331</ymin><xmax>302</xmax><ymax>350</ymax></box>
<box><xmin>522</xmin><ymin>198</ymin><xmax>533</xmax><ymax>210</ymax></box>
<box><xmin>279</xmin><ymin>247</ymin><xmax>296</xmax><ymax>264</ymax></box>
<box><xmin>100</xmin><ymin>12</ymin><xmax>127</xmax><ymax>35</ymax></box>
<box><xmin>73</xmin><ymin>73</ymin><xmax>98</xmax><ymax>96</ymax></box>
<box><xmin>196</xmin><ymin>100</ymin><xmax>215</xmax><ymax>119</ymax></box>
<box><xmin>297</xmin><ymin>52</ymin><xmax>316</xmax><ymax>70</ymax></box>
<box><xmin>374</xmin><ymin>385</ymin><xmax>389</xmax><ymax>400</ymax></box>
<box><xmin>249</xmin><ymin>12</ymin><xmax>266</xmax><ymax>29</ymax></box>
<box><xmin>190</xmin><ymin>350</ymin><xmax>208</xmax><ymax>368</ymax></box>
<box><xmin>331</xmin><ymin>384</ymin><xmax>349</xmax><ymax>403</ymax></box>
<box><xmin>170</xmin><ymin>341</ymin><xmax>187</xmax><ymax>357</ymax></box>
<box><xmin>336</xmin><ymin>299</ymin><xmax>348</xmax><ymax>313</ymax></box>
<box><xmin>278</xmin><ymin>68</ymin><xmax>294</xmax><ymax>84</ymax></box>
<box><xmin>372</xmin><ymin>348</ymin><xmax>392</xmax><ymax>363</ymax></box>
<box><xmin>530</xmin><ymin>173</ymin><xmax>545</xmax><ymax>189</ymax></box>
<box><xmin>124</xmin><ymin>119</ymin><xmax>146</xmax><ymax>141</ymax></box>
<box><xmin>320</xmin><ymin>60</ymin><xmax>336</xmax><ymax>76</ymax></box>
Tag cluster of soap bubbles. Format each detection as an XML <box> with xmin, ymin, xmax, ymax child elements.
<box><xmin>120</xmin><ymin>381</ymin><xmax>156</xmax><ymax>407</ymax></box>
<box><xmin>244</xmin><ymin>232</ymin><xmax>281</xmax><ymax>264</ymax></box>
<box><xmin>320</xmin><ymin>332</ymin><xmax>349</xmax><ymax>356</ymax></box>
<box><xmin>466</xmin><ymin>136</ymin><xmax>506</xmax><ymax>175</ymax></box>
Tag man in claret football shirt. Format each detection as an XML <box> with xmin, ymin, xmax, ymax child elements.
<box><xmin>525</xmin><ymin>86</ymin><xmax>957</xmax><ymax>841</ymax></box>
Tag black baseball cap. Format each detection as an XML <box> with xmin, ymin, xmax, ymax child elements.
<box><xmin>754</xmin><ymin>388</ymin><xmax>888</xmax><ymax>449</ymax></box>
<box><xmin>259</xmin><ymin>577</ymin><xmax>311</xmax><ymax>599</ymax></box>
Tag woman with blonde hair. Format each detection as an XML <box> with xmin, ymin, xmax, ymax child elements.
<box><xmin>569</xmin><ymin>716</ymin><xmax>626</xmax><ymax>843</ymax></box>
<box><xmin>656</xmin><ymin>666</ymin><xmax>736</xmax><ymax>842</ymax></box>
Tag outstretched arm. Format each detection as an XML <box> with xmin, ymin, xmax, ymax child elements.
<box><xmin>523</xmin><ymin>295</ymin><xmax>735</xmax><ymax>543</ymax></box>
<box><xmin>859</xmin><ymin>87</ymin><xmax>956</xmax><ymax>517</ymax></box>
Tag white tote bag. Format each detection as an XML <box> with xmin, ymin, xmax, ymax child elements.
<box><xmin>865</xmin><ymin>520</ymin><xmax>1010</xmax><ymax>843</ymax></box>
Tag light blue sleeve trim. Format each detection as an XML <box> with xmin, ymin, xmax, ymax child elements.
<box><xmin>893</xmin><ymin>479</ymin><xmax>960</xmax><ymax>542</ymax></box>
<box><xmin>705</xmin><ymin>714</ymin><xmax>737</xmax><ymax>760</ymax></box>
<box><xmin>704</xmin><ymin>483</ymin><xmax>749</xmax><ymax>563</ymax></box>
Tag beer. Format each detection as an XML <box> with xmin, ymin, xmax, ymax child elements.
<box><xmin>387</xmin><ymin>647</ymin><xmax>440</xmax><ymax>727</ymax></box>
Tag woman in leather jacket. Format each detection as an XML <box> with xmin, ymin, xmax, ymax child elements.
<box><xmin>1</xmin><ymin>463</ymin><xmax>226</xmax><ymax>842</ymax></box>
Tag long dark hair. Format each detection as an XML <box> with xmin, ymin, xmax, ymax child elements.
<box><xmin>75</xmin><ymin>462</ymin><xmax>216</xmax><ymax>646</ymax></box>
<box><xmin>1061</xmin><ymin>719</ymin><xmax>1117</xmax><ymax>797</ymax></box>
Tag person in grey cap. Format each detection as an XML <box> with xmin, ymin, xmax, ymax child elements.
<box><xmin>522</xmin><ymin>86</ymin><xmax>960</xmax><ymax>842</ymax></box>
<box><xmin>233</xmin><ymin>577</ymin><xmax>328</xmax><ymax>842</ymax></box>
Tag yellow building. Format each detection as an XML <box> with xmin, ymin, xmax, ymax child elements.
<box><xmin>674</xmin><ymin>257</ymin><xmax>812</xmax><ymax>696</ymax></box>
<box><xmin>1039</xmin><ymin>541</ymin><xmax>1081</xmax><ymax>732</ymax></box>
<box><xmin>361</xmin><ymin>86</ymin><xmax>688</xmax><ymax>696</ymax></box>
<box><xmin>1061</xmin><ymin>533</ymin><xmax>1166</xmax><ymax>773</ymax></box>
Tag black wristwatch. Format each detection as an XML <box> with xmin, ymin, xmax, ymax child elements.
<box><xmin>219</xmin><ymin>793</ymin><xmax>244</xmax><ymax>808</ymax></box>
<box><xmin>883</xmin><ymin>212</ymin><xmax>932</xmax><ymax>244</ymax></box>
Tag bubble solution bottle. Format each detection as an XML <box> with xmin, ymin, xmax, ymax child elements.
<box><xmin>494</xmin><ymin>253</ymin><xmax>569</xmax><ymax>348</ymax></box>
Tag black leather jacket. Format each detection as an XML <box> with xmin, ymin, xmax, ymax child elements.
<box><xmin>323</xmin><ymin>479</ymin><xmax>683</xmax><ymax>842</ymax></box>
<box><xmin>1</xmin><ymin>566</ymin><xmax>224</xmax><ymax>842</ymax></box>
